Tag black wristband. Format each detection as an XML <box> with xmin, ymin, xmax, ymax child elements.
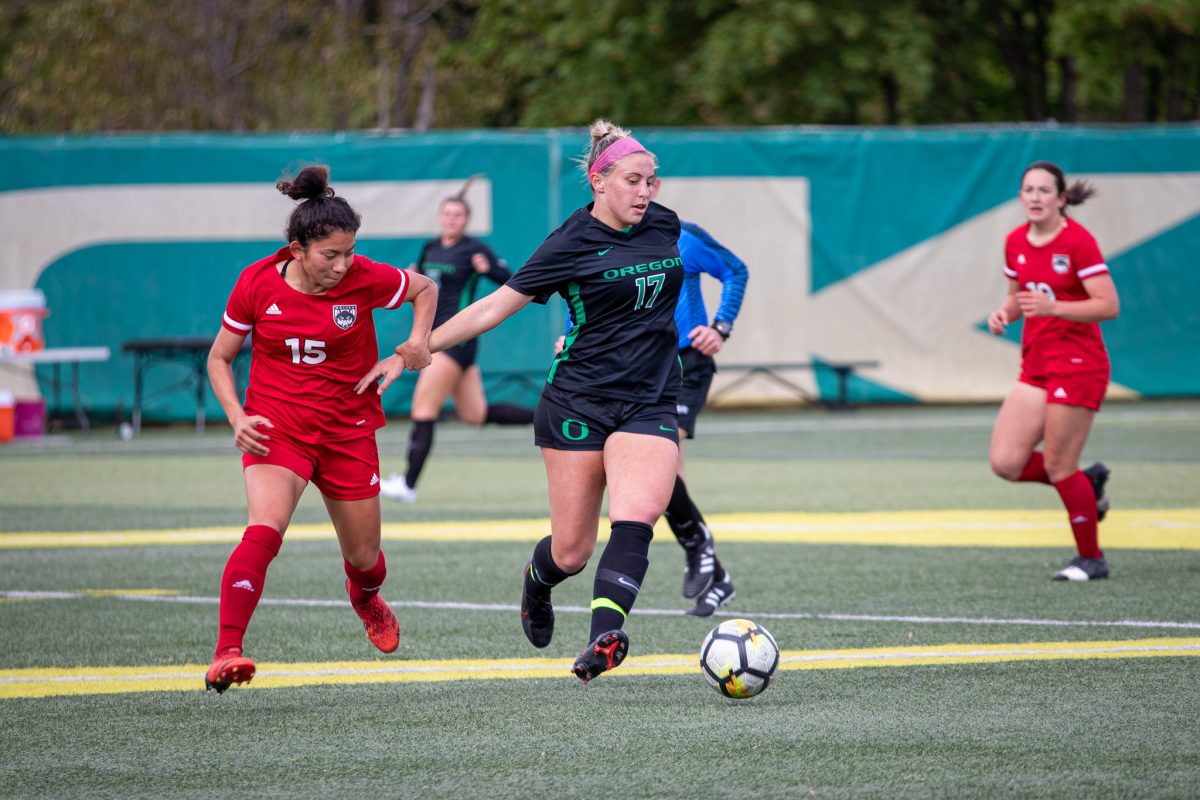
<box><xmin>712</xmin><ymin>320</ymin><xmax>732</xmax><ymax>339</ymax></box>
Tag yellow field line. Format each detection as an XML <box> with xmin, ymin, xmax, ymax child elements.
<box><xmin>2</xmin><ymin>637</ymin><xmax>1196</xmax><ymax>699</ymax></box>
<box><xmin>1</xmin><ymin>509</ymin><xmax>1198</xmax><ymax>550</ymax></box>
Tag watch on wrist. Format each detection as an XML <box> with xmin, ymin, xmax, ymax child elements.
<box><xmin>712</xmin><ymin>320</ymin><xmax>733</xmax><ymax>340</ymax></box>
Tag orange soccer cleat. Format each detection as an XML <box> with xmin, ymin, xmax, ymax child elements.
<box><xmin>204</xmin><ymin>649</ymin><xmax>257</xmax><ymax>693</ymax></box>
<box><xmin>347</xmin><ymin>580</ymin><xmax>400</xmax><ymax>653</ymax></box>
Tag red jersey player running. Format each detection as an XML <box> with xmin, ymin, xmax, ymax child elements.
<box><xmin>988</xmin><ymin>161</ymin><xmax>1119</xmax><ymax>582</ymax></box>
<box><xmin>204</xmin><ymin>165</ymin><xmax>436</xmax><ymax>692</ymax></box>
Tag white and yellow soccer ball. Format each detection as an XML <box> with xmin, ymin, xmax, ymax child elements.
<box><xmin>699</xmin><ymin>618</ymin><xmax>780</xmax><ymax>699</ymax></box>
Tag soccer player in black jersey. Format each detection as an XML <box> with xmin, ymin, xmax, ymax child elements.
<box><xmin>558</xmin><ymin>182</ymin><xmax>749</xmax><ymax>617</ymax></box>
<box><xmin>378</xmin><ymin>187</ymin><xmax>534</xmax><ymax>503</ymax></box>
<box><xmin>363</xmin><ymin>119</ymin><xmax>683</xmax><ymax>682</ymax></box>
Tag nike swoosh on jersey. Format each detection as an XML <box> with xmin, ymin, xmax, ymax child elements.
<box><xmin>598</xmin><ymin>247</ymin><xmax>613</xmax><ymax>256</ymax></box>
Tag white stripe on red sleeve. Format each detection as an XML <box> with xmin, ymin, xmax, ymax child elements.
<box><xmin>1003</xmin><ymin>266</ymin><xmax>1018</xmax><ymax>279</ymax></box>
<box><xmin>223</xmin><ymin>313</ymin><xmax>252</xmax><ymax>332</ymax></box>
<box><xmin>384</xmin><ymin>269</ymin><xmax>410</xmax><ymax>309</ymax></box>
<box><xmin>1077</xmin><ymin>263</ymin><xmax>1109</xmax><ymax>279</ymax></box>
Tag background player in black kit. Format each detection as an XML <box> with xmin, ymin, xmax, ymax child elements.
<box><xmin>379</xmin><ymin>185</ymin><xmax>534</xmax><ymax>503</ymax></box>
<box><xmin>362</xmin><ymin>119</ymin><xmax>683</xmax><ymax>683</ymax></box>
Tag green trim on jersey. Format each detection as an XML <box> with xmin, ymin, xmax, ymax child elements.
<box><xmin>459</xmin><ymin>273</ymin><xmax>480</xmax><ymax>312</ymax></box>
<box><xmin>546</xmin><ymin>280</ymin><xmax>585</xmax><ymax>385</ymax></box>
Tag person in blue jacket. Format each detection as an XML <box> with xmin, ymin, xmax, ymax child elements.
<box><xmin>663</xmin><ymin>205</ymin><xmax>748</xmax><ymax>616</ymax></box>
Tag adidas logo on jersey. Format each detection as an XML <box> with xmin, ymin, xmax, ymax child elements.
<box><xmin>266</xmin><ymin>303</ymin><xmax>282</xmax><ymax>315</ymax></box>
<box><xmin>232</xmin><ymin>579</ymin><xmax>255</xmax><ymax>592</ymax></box>
<box><xmin>1017</xmin><ymin>254</ymin><xmax>1026</xmax><ymax>265</ymax></box>
<box><xmin>370</xmin><ymin>473</ymin><xmax>380</xmax><ymax>486</ymax></box>
<box><xmin>1053</xmin><ymin>387</ymin><xmax>1068</xmax><ymax>399</ymax></box>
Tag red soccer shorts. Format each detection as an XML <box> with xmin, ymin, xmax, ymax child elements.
<box><xmin>242</xmin><ymin>429</ymin><xmax>381</xmax><ymax>500</ymax></box>
<box><xmin>1019</xmin><ymin>364</ymin><xmax>1110</xmax><ymax>411</ymax></box>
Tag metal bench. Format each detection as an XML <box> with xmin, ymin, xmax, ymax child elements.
<box><xmin>708</xmin><ymin>361</ymin><xmax>882</xmax><ymax>410</ymax></box>
<box><xmin>122</xmin><ymin>336</ymin><xmax>250</xmax><ymax>434</ymax></box>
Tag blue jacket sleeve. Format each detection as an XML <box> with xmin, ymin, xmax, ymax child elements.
<box><xmin>679</xmin><ymin>222</ymin><xmax>748</xmax><ymax>324</ymax></box>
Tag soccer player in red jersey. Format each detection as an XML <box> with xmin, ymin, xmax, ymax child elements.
<box><xmin>203</xmin><ymin>165</ymin><xmax>436</xmax><ymax>692</ymax></box>
<box><xmin>987</xmin><ymin>161</ymin><xmax>1120</xmax><ymax>582</ymax></box>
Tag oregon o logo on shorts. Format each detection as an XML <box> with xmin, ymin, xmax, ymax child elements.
<box><xmin>561</xmin><ymin>419</ymin><xmax>589</xmax><ymax>441</ymax></box>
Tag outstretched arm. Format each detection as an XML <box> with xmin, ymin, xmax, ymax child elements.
<box><xmin>355</xmin><ymin>271</ymin><xmax>437</xmax><ymax>397</ymax></box>
<box><xmin>429</xmin><ymin>285</ymin><xmax>534</xmax><ymax>354</ymax></box>
<box><xmin>395</xmin><ymin>271</ymin><xmax>437</xmax><ymax>370</ymax></box>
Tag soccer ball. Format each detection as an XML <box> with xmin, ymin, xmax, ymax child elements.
<box><xmin>699</xmin><ymin>618</ymin><xmax>780</xmax><ymax>699</ymax></box>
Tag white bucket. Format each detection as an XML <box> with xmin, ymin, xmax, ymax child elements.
<box><xmin>0</xmin><ymin>290</ymin><xmax>49</xmax><ymax>355</ymax></box>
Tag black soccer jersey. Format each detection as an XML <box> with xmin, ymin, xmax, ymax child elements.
<box><xmin>508</xmin><ymin>201</ymin><xmax>683</xmax><ymax>403</ymax></box>
<box><xmin>417</xmin><ymin>237</ymin><xmax>512</xmax><ymax>328</ymax></box>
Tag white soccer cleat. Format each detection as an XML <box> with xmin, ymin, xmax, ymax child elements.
<box><xmin>378</xmin><ymin>473</ymin><xmax>417</xmax><ymax>503</ymax></box>
<box><xmin>1052</xmin><ymin>555</ymin><xmax>1109</xmax><ymax>581</ymax></box>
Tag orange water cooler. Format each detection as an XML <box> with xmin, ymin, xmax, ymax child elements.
<box><xmin>0</xmin><ymin>290</ymin><xmax>49</xmax><ymax>355</ymax></box>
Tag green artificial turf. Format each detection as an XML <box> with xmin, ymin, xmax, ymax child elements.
<box><xmin>1</xmin><ymin>402</ymin><xmax>1198</xmax><ymax>798</ymax></box>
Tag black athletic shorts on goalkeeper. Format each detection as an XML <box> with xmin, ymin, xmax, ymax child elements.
<box><xmin>534</xmin><ymin>383</ymin><xmax>679</xmax><ymax>451</ymax></box>
<box><xmin>676</xmin><ymin>347</ymin><xmax>717</xmax><ymax>439</ymax></box>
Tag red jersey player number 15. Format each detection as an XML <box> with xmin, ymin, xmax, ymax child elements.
<box><xmin>202</xmin><ymin>165</ymin><xmax>436</xmax><ymax>695</ymax></box>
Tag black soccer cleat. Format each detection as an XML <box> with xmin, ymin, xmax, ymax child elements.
<box><xmin>1083</xmin><ymin>462</ymin><xmax>1111</xmax><ymax>522</ymax></box>
<box><xmin>571</xmin><ymin>629</ymin><xmax>629</xmax><ymax>684</ymax></box>
<box><xmin>681</xmin><ymin>524</ymin><xmax>716</xmax><ymax>599</ymax></box>
<box><xmin>520</xmin><ymin>562</ymin><xmax>555</xmax><ymax>649</ymax></box>
<box><xmin>686</xmin><ymin>573</ymin><xmax>736</xmax><ymax>617</ymax></box>
<box><xmin>1052</xmin><ymin>554</ymin><xmax>1109</xmax><ymax>582</ymax></box>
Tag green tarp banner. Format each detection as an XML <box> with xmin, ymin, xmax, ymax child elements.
<box><xmin>1</xmin><ymin>126</ymin><xmax>1197</xmax><ymax>422</ymax></box>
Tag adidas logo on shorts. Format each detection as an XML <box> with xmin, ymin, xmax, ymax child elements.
<box><xmin>370</xmin><ymin>473</ymin><xmax>380</xmax><ymax>486</ymax></box>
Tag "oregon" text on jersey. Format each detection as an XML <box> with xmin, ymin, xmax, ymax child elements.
<box><xmin>602</xmin><ymin>258</ymin><xmax>682</xmax><ymax>280</ymax></box>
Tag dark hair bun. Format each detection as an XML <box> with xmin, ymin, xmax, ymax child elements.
<box><xmin>276</xmin><ymin>165</ymin><xmax>336</xmax><ymax>201</ymax></box>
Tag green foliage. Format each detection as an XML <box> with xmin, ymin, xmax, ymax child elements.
<box><xmin>0</xmin><ymin>0</ymin><xmax>1197</xmax><ymax>132</ymax></box>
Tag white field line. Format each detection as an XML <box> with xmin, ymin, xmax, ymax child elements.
<box><xmin>5</xmin><ymin>589</ymin><xmax>1200</xmax><ymax>630</ymax></box>
<box><xmin>10</xmin><ymin>405</ymin><xmax>1197</xmax><ymax>456</ymax></box>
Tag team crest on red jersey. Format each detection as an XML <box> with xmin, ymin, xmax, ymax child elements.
<box><xmin>1051</xmin><ymin>254</ymin><xmax>1071</xmax><ymax>275</ymax></box>
<box><xmin>333</xmin><ymin>304</ymin><xmax>358</xmax><ymax>330</ymax></box>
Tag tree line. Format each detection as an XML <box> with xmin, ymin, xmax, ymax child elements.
<box><xmin>1</xmin><ymin>0</ymin><xmax>1196</xmax><ymax>133</ymax></box>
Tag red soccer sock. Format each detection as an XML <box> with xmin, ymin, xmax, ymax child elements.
<box><xmin>1018</xmin><ymin>451</ymin><xmax>1052</xmax><ymax>484</ymax></box>
<box><xmin>215</xmin><ymin>525</ymin><xmax>282</xmax><ymax>656</ymax></box>
<box><xmin>1054</xmin><ymin>471</ymin><xmax>1102</xmax><ymax>558</ymax></box>
<box><xmin>345</xmin><ymin>550</ymin><xmax>387</xmax><ymax>606</ymax></box>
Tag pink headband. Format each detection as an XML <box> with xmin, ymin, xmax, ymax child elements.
<box><xmin>587</xmin><ymin>137</ymin><xmax>647</xmax><ymax>181</ymax></box>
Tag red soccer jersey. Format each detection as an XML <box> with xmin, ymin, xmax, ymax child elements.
<box><xmin>1003</xmin><ymin>219</ymin><xmax>1110</xmax><ymax>372</ymax></box>
<box><xmin>221</xmin><ymin>246</ymin><xmax>409</xmax><ymax>443</ymax></box>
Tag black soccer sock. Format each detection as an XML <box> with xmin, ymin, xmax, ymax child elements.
<box><xmin>525</xmin><ymin>535</ymin><xmax>581</xmax><ymax>596</ymax></box>
<box><xmin>485</xmin><ymin>403</ymin><xmax>535</xmax><ymax>425</ymax></box>
<box><xmin>589</xmin><ymin>521</ymin><xmax>654</xmax><ymax>640</ymax></box>
<box><xmin>664</xmin><ymin>475</ymin><xmax>708</xmax><ymax>548</ymax></box>
<box><xmin>404</xmin><ymin>419</ymin><xmax>436</xmax><ymax>488</ymax></box>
